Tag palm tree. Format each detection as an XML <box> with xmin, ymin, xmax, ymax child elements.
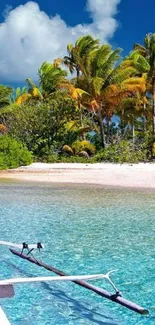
<box><xmin>38</xmin><ymin>61</ymin><xmax>67</xmax><ymax>96</ymax></box>
<box><xmin>63</xmin><ymin>35</ymin><xmax>99</xmax><ymax>79</ymax></box>
<box><xmin>117</xmin><ymin>97</ymin><xmax>147</xmax><ymax>142</ymax></box>
<box><xmin>76</xmin><ymin>45</ymin><xmax>146</xmax><ymax>147</ymax></box>
<box><xmin>133</xmin><ymin>33</ymin><xmax>155</xmax><ymax>134</ymax></box>
<box><xmin>63</xmin><ymin>36</ymin><xmax>99</xmax><ymax>127</ymax></box>
<box><xmin>13</xmin><ymin>62</ymin><xmax>67</xmax><ymax>105</ymax></box>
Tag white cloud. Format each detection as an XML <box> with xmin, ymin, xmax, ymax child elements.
<box><xmin>0</xmin><ymin>0</ymin><xmax>121</xmax><ymax>82</ymax></box>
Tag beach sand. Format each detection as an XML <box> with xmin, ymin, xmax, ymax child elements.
<box><xmin>0</xmin><ymin>162</ymin><xmax>155</xmax><ymax>188</ymax></box>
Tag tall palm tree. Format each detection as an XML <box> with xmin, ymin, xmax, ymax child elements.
<box><xmin>63</xmin><ymin>35</ymin><xmax>99</xmax><ymax>127</ymax></box>
<box><xmin>63</xmin><ymin>35</ymin><xmax>99</xmax><ymax>79</ymax></box>
<box><xmin>133</xmin><ymin>33</ymin><xmax>155</xmax><ymax>134</ymax></box>
<box><xmin>77</xmin><ymin>45</ymin><xmax>146</xmax><ymax>147</ymax></box>
<box><xmin>121</xmin><ymin>52</ymin><xmax>150</xmax><ymax>132</ymax></box>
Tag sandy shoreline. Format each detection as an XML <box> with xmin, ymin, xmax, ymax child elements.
<box><xmin>0</xmin><ymin>162</ymin><xmax>155</xmax><ymax>188</ymax></box>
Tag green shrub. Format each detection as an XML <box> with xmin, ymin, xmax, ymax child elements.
<box><xmin>72</xmin><ymin>140</ymin><xmax>96</xmax><ymax>155</ymax></box>
<box><xmin>46</xmin><ymin>154</ymin><xmax>60</xmax><ymax>163</ymax></box>
<box><xmin>0</xmin><ymin>135</ymin><xmax>33</xmax><ymax>169</ymax></box>
<box><xmin>40</xmin><ymin>154</ymin><xmax>91</xmax><ymax>163</ymax></box>
<box><xmin>93</xmin><ymin>140</ymin><xmax>148</xmax><ymax>163</ymax></box>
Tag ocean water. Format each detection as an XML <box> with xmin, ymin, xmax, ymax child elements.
<box><xmin>0</xmin><ymin>181</ymin><xmax>154</xmax><ymax>325</ymax></box>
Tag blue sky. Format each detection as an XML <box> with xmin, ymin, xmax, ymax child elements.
<box><xmin>0</xmin><ymin>0</ymin><xmax>154</xmax><ymax>85</ymax></box>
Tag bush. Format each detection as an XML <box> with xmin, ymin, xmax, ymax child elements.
<box><xmin>0</xmin><ymin>135</ymin><xmax>33</xmax><ymax>169</ymax></box>
<box><xmin>39</xmin><ymin>154</ymin><xmax>91</xmax><ymax>163</ymax></box>
<box><xmin>93</xmin><ymin>140</ymin><xmax>148</xmax><ymax>163</ymax></box>
<box><xmin>72</xmin><ymin>140</ymin><xmax>96</xmax><ymax>155</ymax></box>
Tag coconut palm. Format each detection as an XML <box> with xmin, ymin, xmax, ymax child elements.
<box><xmin>76</xmin><ymin>45</ymin><xmax>146</xmax><ymax>147</ymax></box>
<box><xmin>133</xmin><ymin>33</ymin><xmax>155</xmax><ymax>134</ymax></box>
<box><xmin>38</xmin><ymin>61</ymin><xmax>67</xmax><ymax>96</ymax></box>
<box><xmin>117</xmin><ymin>96</ymin><xmax>149</xmax><ymax>142</ymax></box>
<box><xmin>63</xmin><ymin>36</ymin><xmax>99</xmax><ymax>127</ymax></box>
<box><xmin>63</xmin><ymin>35</ymin><xmax>99</xmax><ymax>79</ymax></box>
<box><xmin>14</xmin><ymin>62</ymin><xmax>67</xmax><ymax>105</ymax></box>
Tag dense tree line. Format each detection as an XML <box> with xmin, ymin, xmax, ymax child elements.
<box><xmin>0</xmin><ymin>33</ymin><xmax>155</xmax><ymax>167</ymax></box>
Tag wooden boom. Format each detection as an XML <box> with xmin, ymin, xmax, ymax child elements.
<box><xmin>10</xmin><ymin>248</ymin><xmax>149</xmax><ymax>315</ymax></box>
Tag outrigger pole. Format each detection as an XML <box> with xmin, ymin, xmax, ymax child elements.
<box><xmin>10</xmin><ymin>248</ymin><xmax>149</xmax><ymax>315</ymax></box>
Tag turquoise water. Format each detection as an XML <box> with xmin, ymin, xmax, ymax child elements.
<box><xmin>0</xmin><ymin>181</ymin><xmax>154</xmax><ymax>325</ymax></box>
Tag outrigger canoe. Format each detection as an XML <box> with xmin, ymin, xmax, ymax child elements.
<box><xmin>0</xmin><ymin>241</ymin><xmax>149</xmax><ymax>324</ymax></box>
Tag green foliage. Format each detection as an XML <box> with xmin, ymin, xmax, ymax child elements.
<box><xmin>152</xmin><ymin>143</ymin><xmax>155</xmax><ymax>156</ymax></box>
<box><xmin>1</xmin><ymin>34</ymin><xmax>155</xmax><ymax>163</ymax></box>
<box><xmin>72</xmin><ymin>140</ymin><xmax>96</xmax><ymax>155</ymax></box>
<box><xmin>93</xmin><ymin>140</ymin><xmax>148</xmax><ymax>163</ymax></box>
<box><xmin>44</xmin><ymin>154</ymin><xmax>91</xmax><ymax>163</ymax></box>
<box><xmin>64</xmin><ymin>35</ymin><xmax>100</xmax><ymax>77</ymax></box>
<box><xmin>0</xmin><ymin>135</ymin><xmax>33</xmax><ymax>169</ymax></box>
<box><xmin>0</xmin><ymin>95</ymin><xmax>77</xmax><ymax>157</ymax></box>
<box><xmin>10</xmin><ymin>86</ymin><xmax>28</xmax><ymax>103</ymax></box>
<box><xmin>0</xmin><ymin>85</ymin><xmax>13</xmax><ymax>108</ymax></box>
<box><xmin>38</xmin><ymin>62</ymin><xmax>67</xmax><ymax>95</ymax></box>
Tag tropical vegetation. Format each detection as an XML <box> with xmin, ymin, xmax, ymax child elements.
<box><xmin>1</xmin><ymin>33</ymin><xmax>155</xmax><ymax>168</ymax></box>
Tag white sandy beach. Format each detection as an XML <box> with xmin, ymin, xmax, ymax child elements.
<box><xmin>0</xmin><ymin>162</ymin><xmax>155</xmax><ymax>188</ymax></box>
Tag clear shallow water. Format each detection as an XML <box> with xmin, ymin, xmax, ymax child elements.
<box><xmin>0</xmin><ymin>181</ymin><xmax>154</xmax><ymax>325</ymax></box>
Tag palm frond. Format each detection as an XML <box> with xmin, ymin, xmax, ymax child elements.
<box><xmin>92</xmin><ymin>77</ymin><xmax>104</xmax><ymax>95</ymax></box>
<box><xmin>15</xmin><ymin>93</ymin><xmax>31</xmax><ymax>105</ymax></box>
<box><xmin>107</xmin><ymin>67</ymin><xmax>136</xmax><ymax>85</ymax></box>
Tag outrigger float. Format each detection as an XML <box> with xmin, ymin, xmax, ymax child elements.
<box><xmin>0</xmin><ymin>241</ymin><xmax>149</xmax><ymax>324</ymax></box>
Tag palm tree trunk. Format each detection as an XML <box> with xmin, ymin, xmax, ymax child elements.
<box><xmin>132</xmin><ymin>123</ymin><xmax>135</xmax><ymax>143</ymax></box>
<box><xmin>106</xmin><ymin>118</ymin><xmax>110</xmax><ymax>143</ymax></box>
<box><xmin>98</xmin><ymin>111</ymin><xmax>105</xmax><ymax>148</ymax></box>
<box><xmin>78</xmin><ymin>99</ymin><xmax>83</xmax><ymax>127</ymax></box>
<box><xmin>143</xmin><ymin>103</ymin><xmax>146</xmax><ymax>132</ymax></box>
<box><xmin>76</xmin><ymin>68</ymin><xmax>84</xmax><ymax>131</ymax></box>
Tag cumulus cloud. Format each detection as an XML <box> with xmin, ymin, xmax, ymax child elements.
<box><xmin>0</xmin><ymin>0</ymin><xmax>121</xmax><ymax>82</ymax></box>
